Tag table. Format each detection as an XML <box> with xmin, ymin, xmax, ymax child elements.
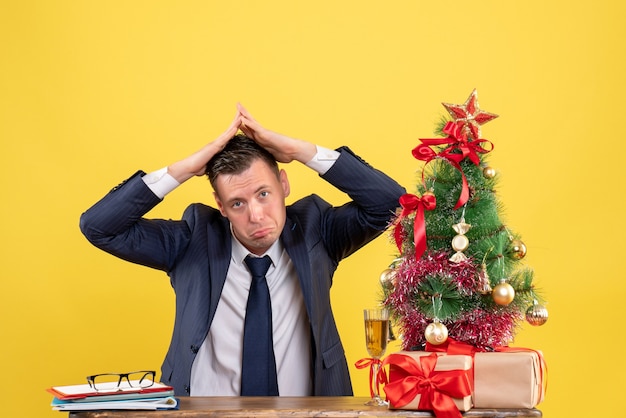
<box><xmin>68</xmin><ymin>396</ymin><xmax>542</xmax><ymax>417</ymax></box>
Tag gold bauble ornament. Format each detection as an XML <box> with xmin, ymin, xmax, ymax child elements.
<box><xmin>424</xmin><ymin>319</ymin><xmax>448</xmax><ymax>345</ymax></box>
<box><xmin>379</xmin><ymin>268</ymin><xmax>397</xmax><ymax>288</ymax></box>
<box><xmin>510</xmin><ymin>239</ymin><xmax>527</xmax><ymax>260</ymax></box>
<box><xmin>526</xmin><ymin>302</ymin><xmax>549</xmax><ymax>326</ymax></box>
<box><xmin>492</xmin><ymin>280</ymin><xmax>515</xmax><ymax>305</ymax></box>
<box><xmin>483</xmin><ymin>166</ymin><xmax>496</xmax><ymax>179</ymax></box>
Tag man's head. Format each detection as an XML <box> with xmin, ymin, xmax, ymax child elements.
<box><xmin>206</xmin><ymin>134</ymin><xmax>290</xmax><ymax>255</ymax></box>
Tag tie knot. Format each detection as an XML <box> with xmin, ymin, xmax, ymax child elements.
<box><xmin>244</xmin><ymin>255</ymin><xmax>272</xmax><ymax>279</ymax></box>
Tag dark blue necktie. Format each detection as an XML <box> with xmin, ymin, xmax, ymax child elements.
<box><xmin>241</xmin><ymin>255</ymin><xmax>279</xmax><ymax>396</ymax></box>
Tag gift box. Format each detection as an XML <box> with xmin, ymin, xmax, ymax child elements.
<box><xmin>473</xmin><ymin>350</ymin><xmax>546</xmax><ymax>408</ymax></box>
<box><xmin>383</xmin><ymin>351</ymin><xmax>473</xmax><ymax>417</ymax></box>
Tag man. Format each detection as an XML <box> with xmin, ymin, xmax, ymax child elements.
<box><xmin>80</xmin><ymin>104</ymin><xmax>405</xmax><ymax>397</ymax></box>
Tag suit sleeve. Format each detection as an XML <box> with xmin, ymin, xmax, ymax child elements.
<box><xmin>319</xmin><ymin>146</ymin><xmax>405</xmax><ymax>261</ymax></box>
<box><xmin>79</xmin><ymin>171</ymin><xmax>192</xmax><ymax>272</ymax></box>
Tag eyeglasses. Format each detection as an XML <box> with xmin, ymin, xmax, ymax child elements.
<box><xmin>86</xmin><ymin>370</ymin><xmax>156</xmax><ymax>392</ymax></box>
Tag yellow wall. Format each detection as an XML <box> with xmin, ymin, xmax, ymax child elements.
<box><xmin>1</xmin><ymin>1</ymin><xmax>623</xmax><ymax>416</ymax></box>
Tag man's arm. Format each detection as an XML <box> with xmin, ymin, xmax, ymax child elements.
<box><xmin>79</xmin><ymin>111</ymin><xmax>243</xmax><ymax>270</ymax></box>
<box><xmin>141</xmin><ymin>111</ymin><xmax>242</xmax><ymax>198</ymax></box>
<box><xmin>318</xmin><ymin>146</ymin><xmax>405</xmax><ymax>261</ymax></box>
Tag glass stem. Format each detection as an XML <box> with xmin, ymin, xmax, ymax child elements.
<box><xmin>373</xmin><ymin>361</ymin><xmax>381</xmax><ymax>399</ymax></box>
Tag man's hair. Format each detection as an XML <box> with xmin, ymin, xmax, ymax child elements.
<box><xmin>205</xmin><ymin>134</ymin><xmax>279</xmax><ymax>192</ymax></box>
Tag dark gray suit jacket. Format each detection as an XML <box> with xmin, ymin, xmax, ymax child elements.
<box><xmin>80</xmin><ymin>147</ymin><xmax>404</xmax><ymax>396</ymax></box>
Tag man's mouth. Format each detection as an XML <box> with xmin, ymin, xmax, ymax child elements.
<box><xmin>250</xmin><ymin>228</ymin><xmax>272</xmax><ymax>239</ymax></box>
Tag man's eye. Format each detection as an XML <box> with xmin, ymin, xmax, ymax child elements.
<box><xmin>232</xmin><ymin>201</ymin><xmax>243</xmax><ymax>208</ymax></box>
<box><xmin>259</xmin><ymin>191</ymin><xmax>269</xmax><ymax>198</ymax></box>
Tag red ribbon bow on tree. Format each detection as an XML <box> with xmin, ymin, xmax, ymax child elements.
<box><xmin>382</xmin><ymin>353</ymin><xmax>472</xmax><ymax>418</ymax></box>
<box><xmin>412</xmin><ymin>121</ymin><xmax>494</xmax><ymax>210</ymax></box>
<box><xmin>394</xmin><ymin>192</ymin><xmax>437</xmax><ymax>259</ymax></box>
<box><xmin>421</xmin><ymin>121</ymin><xmax>494</xmax><ymax>166</ymax></box>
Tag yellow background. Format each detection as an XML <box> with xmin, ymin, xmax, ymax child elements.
<box><xmin>1</xmin><ymin>1</ymin><xmax>624</xmax><ymax>417</ymax></box>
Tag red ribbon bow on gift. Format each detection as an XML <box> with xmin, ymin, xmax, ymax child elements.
<box><xmin>382</xmin><ymin>353</ymin><xmax>472</xmax><ymax>418</ymax></box>
<box><xmin>426</xmin><ymin>337</ymin><xmax>482</xmax><ymax>356</ymax></box>
<box><xmin>413</xmin><ymin>121</ymin><xmax>494</xmax><ymax>210</ymax></box>
<box><xmin>354</xmin><ymin>358</ymin><xmax>388</xmax><ymax>399</ymax></box>
<box><xmin>394</xmin><ymin>192</ymin><xmax>437</xmax><ymax>259</ymax></box>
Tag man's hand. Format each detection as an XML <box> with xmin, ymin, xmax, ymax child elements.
<box><xmin>238</xmin><ymin>103</ymin><xmax>316</xmax><ymax>164</ymax></box>
<box><xmin>167</xmin><ymin>112</ymin><xmax>242</xmax><ymax>183</ymax></box>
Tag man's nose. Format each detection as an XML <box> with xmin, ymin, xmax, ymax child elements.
<box><xmin>249</xmin><ymin>202</ymin><xmax>264</xmax><ymax>221</ymax></box>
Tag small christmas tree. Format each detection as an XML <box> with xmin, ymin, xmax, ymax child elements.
<box><xmin>382</xmin><ymin>90</ymin><xmax>548</xmax><ymax>351</ymax></box>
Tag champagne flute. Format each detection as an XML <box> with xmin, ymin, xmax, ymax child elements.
<box><xmin>363</xmin><ymin>308</ymin><xmax>389</xmax><ymax>406</ymax></box>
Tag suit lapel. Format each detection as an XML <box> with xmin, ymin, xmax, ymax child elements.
<box><xmin>281</xmin><ymin>217</ymin><xmax>313</xmax><ymax>315</ymax></box>
<box><xmin>206</xmin><ymin>218</ymin><xmax>232</xmax><ymax>325</ymax></box>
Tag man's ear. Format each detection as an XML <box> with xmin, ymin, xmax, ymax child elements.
<box><xmin>214</xmin><ymin>191</ymin><xmax>227</xmax><ymax>217</ymax></box>
<box><xmin>279</xmin><ymin>169</ymin><xmax>290</xmax><ymax>198</ymax></box>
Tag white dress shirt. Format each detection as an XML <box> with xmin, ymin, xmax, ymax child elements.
<box><xmin>142</xmin><ymin>145</ymin><xmax>339</xmax><ymax>395</ymax></box>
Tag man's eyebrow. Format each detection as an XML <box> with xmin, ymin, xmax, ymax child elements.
<box><xmin>225</xmin><ymin>185</ymin><xmax>270</xmax><ymax>204</ymax></box>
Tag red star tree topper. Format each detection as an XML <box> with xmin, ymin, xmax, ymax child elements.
<box><xmin>442</xmin><ymin>88</ymin><xmax>498</xmax><ymax>140</ymax></box>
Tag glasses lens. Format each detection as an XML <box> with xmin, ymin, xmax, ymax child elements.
<box><xmin>90</xmin><ymin>374</ymin><xmax>122</xmax><ymax>392</ymax></box>
<box><xmin>128</xmin><ymin>371</ymin><xmax>155</xmax><ymax>388</ymax></box>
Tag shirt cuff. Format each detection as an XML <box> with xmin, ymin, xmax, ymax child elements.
<box><xmin>305</xmin><ymin>145</ymin><xmax>340</xmax><ymax>175</ymax></box>
<box><xmin>142</xmin><ymin>167</ymin><xmax>181</xmax><ymax>199</ymax></box>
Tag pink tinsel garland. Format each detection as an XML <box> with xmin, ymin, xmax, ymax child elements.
<box><xmin>385</xmin><ymin>250</ymin><xmax>521</xmax><ymax>351</ymax></box>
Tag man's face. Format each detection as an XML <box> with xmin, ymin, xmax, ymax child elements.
<box><xmin>214</xmin><ymin>159</ymin><xmax>290</xmax><ymax>256</ymax></box>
